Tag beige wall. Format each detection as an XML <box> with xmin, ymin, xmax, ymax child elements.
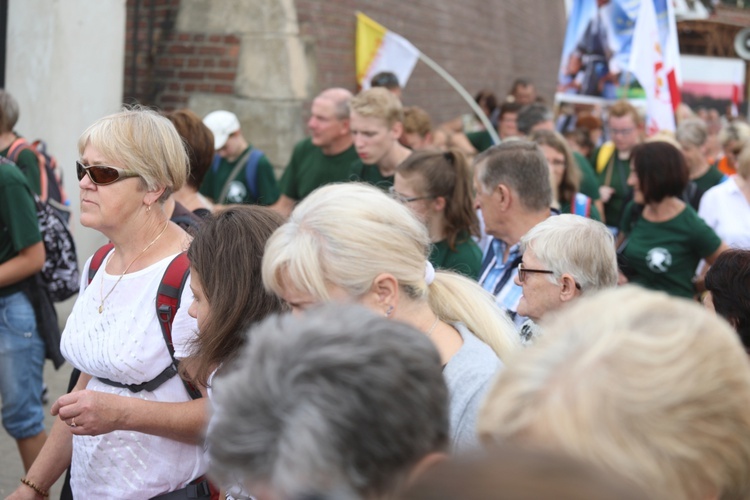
<box><xmin>6</xmin><ymin>0</ymin><xmax>127</xmax><ymax>315</ymax></box>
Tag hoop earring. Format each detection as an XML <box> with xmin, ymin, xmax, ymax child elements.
<box><xmin>146</xmin><ymin>204</ymin><xmax>151</xmax><ymax>213</ymax></box>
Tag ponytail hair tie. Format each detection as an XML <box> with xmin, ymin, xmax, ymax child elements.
<box><xmin>425</xmin><ymin>261</ymin><xmax>436</xmax><ymax>285</ymax></box>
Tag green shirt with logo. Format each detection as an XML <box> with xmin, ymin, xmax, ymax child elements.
<box><xmin>199</xmin><ymin>146</ymin><xmax>280</xmax><ymax>205</ymax></box>
<box><xmin>429</xmin><ymin>231</ymin><xmax>482</xmax><ymax>280</ymax></box>
<box><xmin>279</xmin><ymin>138</ymin><xmax>358</xmax><ymax>201</ymax></box>
<box><xmin>619</xmin><ymin>203</ymin><xmax>721</xmax><ymax>298</ymax></box>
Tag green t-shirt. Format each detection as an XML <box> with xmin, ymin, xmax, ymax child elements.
<box><xmin>572</xmin><ymin>151</ymin><xmax>601</xmax><ymax>201</ymax></box>
<box><xmin>279</xmin><ymin>138</ymin><xmax>358</xmax><ymax>201</ymax></box>
<box><xmin>429</xmin><ymin>232</ymin><xmax>482</xmax><ymax>279</ymax></box>
<box><xmin>693</xmin><ymin>165</ymin><xmax>726</xmax><ymax>195</ymax></box>
<box><xmin>593</xmin><ymin>147</ymin><xmax>631</xmax><ymax>227</ymax></box>
<box><xmin>619</xmin><ymin>203</ymin><xmax>721</xmax><ymax>298</ymax></box>
<box><xmin>560</xmin><ymin>193</ymin><xmax>602</xmax><ymax>221</ymax></box>
<box><xmin>0</xmin><ymin>163</ymin><xmax>42</xmax><ymax>296</ymax></box>
<box><xmin>349</xmin><ymin>160</ymin><xmax>394</xmax><ymax>191</ymax></box>
<box><xmin>1</xmin><ymin>144</ymin><xmax>41</xmax><ymax>196</ymax></box>
<box><xmin>466</xmin><ymin>130</ymin><xmax>494</xmax><ymax>153</ymax></box>
<box><xmin>199</xmin><ymin>146</ymin><xmax>280</xmax><ymax>205</ymax></box>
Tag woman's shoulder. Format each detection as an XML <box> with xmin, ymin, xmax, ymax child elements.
<box><xmin>444</xmin><ymin>323</ymin><xmax>502</xmax><ymax>383</ymax></box>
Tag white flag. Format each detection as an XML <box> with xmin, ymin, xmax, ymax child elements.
<box><xmin>629</xmin><ymin>0</ymin><xmax>675</xmax><ymax>133</ymax></box>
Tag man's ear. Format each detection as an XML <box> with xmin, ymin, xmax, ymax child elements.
<box><xmin>496</xmin><ymin>184</ymin><xmax>512</xmax><ymax>210</ymax></box>
<box><xmin>559</xmin><ymin>273</ymin><xmax>581</xmax><ymax>302</ymax></box>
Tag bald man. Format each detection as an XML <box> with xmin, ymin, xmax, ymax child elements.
<box><xmin>272</xmin><ymin>88</ymin><xmax>358</xmax><ymax>216</ymax></box>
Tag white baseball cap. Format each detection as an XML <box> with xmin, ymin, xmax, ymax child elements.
<box><xmin>203</xmin><ymin>110</ymin><xmax>240</xmax><ymax>150</ymax></box>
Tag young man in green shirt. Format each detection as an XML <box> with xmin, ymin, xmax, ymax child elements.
<box><xmin>201</xmin><ymin>110</ymin><xmax>279</xmax><ymax>206</ymax></box>
<box><xmin>348</xmin><ymin>88</ymin><xmax>412</xmax><ymax>191</ymax></box>
<box><xmin>0</xmin><ymin>90</ymin><xmax>41</xmax><ymax>195</ymax></box>
<box><xmin>591</xmin><ymin>100</ymin><xmax>642</xmax><ymax>231</ymax></box>
<box><xmin>272</xmin><ymin>88</ymin><xmax>358</xmax><ymax>217</ymax></box>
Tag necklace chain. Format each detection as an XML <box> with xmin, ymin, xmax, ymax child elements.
<box><xmin>426</xmin><ymin>315</ymin><xmax>440</xmax><ymax>338</ymax></box>
<box><xmin>98</xmin><ymin>220</ymin><xmax>170</xmax><ymax>314</ymax></box>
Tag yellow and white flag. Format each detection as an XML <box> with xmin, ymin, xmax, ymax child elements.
<box><xmin>356</xmin><ymin>12</ymin><xmax>420</xmax><ymax>89</ymax></box>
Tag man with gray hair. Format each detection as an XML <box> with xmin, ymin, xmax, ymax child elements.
<box><xmin>207</xmin><ymin>305</ymin><xmax>449</xmax><ymax>499</ymax></box>
<box><xmin>676</xmin><ymin>118</ymin><xmax>727</xmax><ymax>209</ymax></box>
<box><xmin>474</xmin><ymin>141</ymin><xmax>553</xmax><ymax>328</ymax></box>
<box><xmin>514</xmin><ymin>214</ymin><xmax>618</xmax><ymax>343</ymax></box>
<box><xmin>272</xmin><ymin>88</ymin><xmax>359</xmax><ymax>217</ymax></box>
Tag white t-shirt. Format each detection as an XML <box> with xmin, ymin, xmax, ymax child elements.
<box><xmin>61</xmin><ymin>250</ymin><xmax>206</xmax><ymax>498</ymax></box>
<box><xmin>698</xmin><ymin>177</ymin><xmax>750</xmax><ymax>250</ymax></box>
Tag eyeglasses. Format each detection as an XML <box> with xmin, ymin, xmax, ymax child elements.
<box><xmin>610</xmin><ymin>127</ymin><xmax>635</xmax><ymax>136</ymax></box>
<box><xmin>76</xmin><ymin>161</ymin><xmax>141</xmax><ymax>186</ymax></box>
<box><xmin>517</xmin><ymin>263</ymin><xmax>582</xmax><ymax>290</ymax></box>
<box><xmin>388</xmin><ymin>186</ymin><xmax>434</xmax><ymax>204</ymax></box>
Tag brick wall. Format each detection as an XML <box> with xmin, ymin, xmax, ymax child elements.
<box><xmin>294</xmin><ymin>0</ymin><xmax>567</xmax><ymax>124</ymax></box>
<box><xmin>125</xmin><ymin>0</ymin><xmax>565</xmax><ymax>117</ymax></box>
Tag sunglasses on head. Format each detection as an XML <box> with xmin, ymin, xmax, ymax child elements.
<box><xmin>76</xmin><ymin>161</ymin><xmax>140</xmax><ymax>186</ymax></box>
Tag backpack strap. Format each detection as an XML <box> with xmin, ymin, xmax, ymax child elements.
<box><xmin>156</xmin><ymin>252</ymin><xmax>203</xmax><ymax>400</ymax></box>
<box><xmin>8</xmin><ymin>137</ymin><xmax>49</xmax><ymax>201</ymax></box>
<box><xmin>88</xmin><ymin>243</ymin><xmax>115</xmax><ymax>284</ymax></box>
<box><xmin>88</xmin><ymin>248</ymin><xmax>202</xmax><ymax>399</ymax></box>
<box><xmin>244</xmin><ymin>148</ymin><xmax>264</xmax><ymax>200</ymax></box>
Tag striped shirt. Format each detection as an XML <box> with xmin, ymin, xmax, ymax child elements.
<box><xmin>478</xmin><ymin>238</ymin><xmax>526</xmax><ymax>328</ymax></box>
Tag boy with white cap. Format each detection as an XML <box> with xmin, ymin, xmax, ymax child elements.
<box><xmin>200</xmin><ymin>110</ymin><xmax>279</xmax><ymax>206</ymax></box>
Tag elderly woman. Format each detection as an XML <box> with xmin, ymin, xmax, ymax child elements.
<box><xmin>716</xmin><ymin>121</ymin><xmax>750</xmax><ymax>176</ymax></box>
<box><xmin>10</xmin><ymin>108</ymin><xmax>208</xmax><ymax>499</ymax></box>
<box><xmin>618</xmin><ymin>141</ymin><xmax>728</xmax><ymax>298</ymax></box>
<box><xmin>478</xmin><ymin>286</ymin><xmax>750</xmax><ymax>499</ymax></box>
<box><xmin>262</xmin><ymin>183</ymin><xmax>519</xmax><ymax>452</ymax></box>
<box><xmin>512</xmin><ymin>214</ymin><xmax>617</xmax><ymax>344</ymax></box>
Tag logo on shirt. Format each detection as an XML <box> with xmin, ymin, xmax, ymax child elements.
<box><xmin>226</xmin><ymin>181</ymin><xmax>247</xmax><ymax>204</ymax></box>
<box><xmin>646</xmin><ymin>247</ymin><xmax>672</xmax><ymax>273</ymax></box>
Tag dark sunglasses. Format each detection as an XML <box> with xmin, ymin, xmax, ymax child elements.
<box><xmin>76</xmin><ymin>161</ymin><xmax>140</xmax><ymax>186</ymax></box>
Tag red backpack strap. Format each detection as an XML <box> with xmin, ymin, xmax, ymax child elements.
<box><xmin>7</xmin><ymin>137</ymin><xmax>29</xmax><ymax>162</ymax></box>
<box><xmin>88</xmin><ymin>243</ymin><xmax>115</xmax><ymax>284</ymax></box>
<box><xmin>156</xmin><ymin>252</ymin><xmax>202</xmax><ymax>400</ymax></box>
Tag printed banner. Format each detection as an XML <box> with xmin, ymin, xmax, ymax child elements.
<box><xmin>557</xmin><ymin>1</ymin><xmax>679</xmax><ymax>102</ymax></box>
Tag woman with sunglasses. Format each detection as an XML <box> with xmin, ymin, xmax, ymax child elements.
<box><xmin>262</xmin><ymin>183</ymin><xmax>519</xmax><ymax>452</ymax></box>
<box><xmin>392</xmin><ymin>149</ymin><xmax>482</xmax><ymax>279</ymax></box>
<box><xmin>11</xmin><ymin>108</ymin><xmax>209</xmax><ymax>499</ymax></box>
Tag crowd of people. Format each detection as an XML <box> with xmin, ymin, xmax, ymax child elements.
<box><xmin>0</xmin><ymin>67</ymin><xmax>749</xmax><ymax>499</ymax></box>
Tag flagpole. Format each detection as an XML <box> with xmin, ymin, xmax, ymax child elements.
<box><xmin>417</xmin><ymin>52</ymin><xmax>501</xmax><ymax>146</ymax></box>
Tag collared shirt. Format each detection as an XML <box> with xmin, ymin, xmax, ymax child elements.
<box><xmin>478</xmin><ymin>238</ymin><xmax>526</xmax><ymax>328</ymax></box>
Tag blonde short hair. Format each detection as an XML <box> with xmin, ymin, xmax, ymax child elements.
<box><xmin>478</xmin><ymin>286</ymin><xmax>750</xmax><ymax>500</ymax></box>
<box><xmin>350</xmin><ymin>88</ymin><xmax>403</xmax><ymax>128</ymax></box>
<box><xmin>262</xmin><ymin>183</ymin><xmax>519</xmax><ymax>360</ymax></box>
<box><xmin>78</xmin><ymin>106</ymin><xmax>188</xmax><ymax>200</ymax></box>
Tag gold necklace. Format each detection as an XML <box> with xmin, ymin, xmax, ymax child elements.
<box><xmin>98</xmin><ymin>220</ymin><xmax>170</xmax><ymax>314</ymax></box>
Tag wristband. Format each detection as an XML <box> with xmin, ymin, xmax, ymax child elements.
<box><xmin>20</xmin><ymin>477</ymin><xmax>49</xmax><ymax>498</ymax></box>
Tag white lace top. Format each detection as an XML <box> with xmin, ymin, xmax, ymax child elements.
<box><xmin>61</xmin><ymin>250</ymin><xmax>206</xmax><ymax>498</ymax></box>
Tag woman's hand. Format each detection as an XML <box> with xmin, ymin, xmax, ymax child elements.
<box><xmin>599</xmin><ymin>186</ymin><xmax>615</xmax><ymax>203</ymax></box>
<box><xmin>6</xmin><ymin>484</ymin><xmax>46</xmax><ymax>500</ymax></box>
<box><xmin>52</xmin><ymin>390</ymin><xmax>127</xmax><ymax>436</ymax></box>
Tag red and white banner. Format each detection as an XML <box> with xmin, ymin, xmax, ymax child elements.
<box><xmin>629</xmin><ymin>0</ymin><xmax>675</xmax><ymax>133</ymax></box>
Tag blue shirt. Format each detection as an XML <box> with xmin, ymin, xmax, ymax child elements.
<box><xmin>478</xmin><ymin>238</ymin><xmax>526</xmax><ymax>328</ymax></box>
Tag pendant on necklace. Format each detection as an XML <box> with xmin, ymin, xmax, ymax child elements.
<box><xmin>99</xmin><ymin>304</ymin><xmax>104</xmax><ymax>314</ymax></box>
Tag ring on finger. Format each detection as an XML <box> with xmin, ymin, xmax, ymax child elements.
<box><xmin>70</xmin><ymin>418</ymin><xmax>77</xmax><ymax>428</ymax></box>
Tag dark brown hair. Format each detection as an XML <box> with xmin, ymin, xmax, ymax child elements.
<box><xmin>705</xmin><ymin>249</ymin><xmax>750</xmax><ymax>350</ymax></box>
<box><xmin>185</xmin><ymin>206</ymin><xmax>288</xmax><ymax>386</ymax></box>
<box><xmin>396</xmin><ymin>148</ymin><xmax>479</xmax><ymax>250</ymax></box>
<box><xmin>631</xmin><ymin>141</ymin><xmax>688</xmax><ymax>204</ymax></box>
<box><xmin>164</xmin><ymin>109</ymin><xmax>215</xmax><ymax>190</ymax></box>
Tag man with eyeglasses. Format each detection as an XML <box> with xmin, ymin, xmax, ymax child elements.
<box><xmin>513</xmin><ymin>214</ymin><xmax>618</xmax><ymax>344</ymax></box>
<box><xmin>271</xmin><ymin>88</ymin><xmax>359</xmax><ymax>217</ymax></box>
<box><xmin>473</xmin><ymin>141</ymin><xmax>553</xmax><ymax>328</ymax></box>
<box><xmin>592</xmin><ymin>100</ymin><xmax>643</xmax><ymax>232</ymax></box>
